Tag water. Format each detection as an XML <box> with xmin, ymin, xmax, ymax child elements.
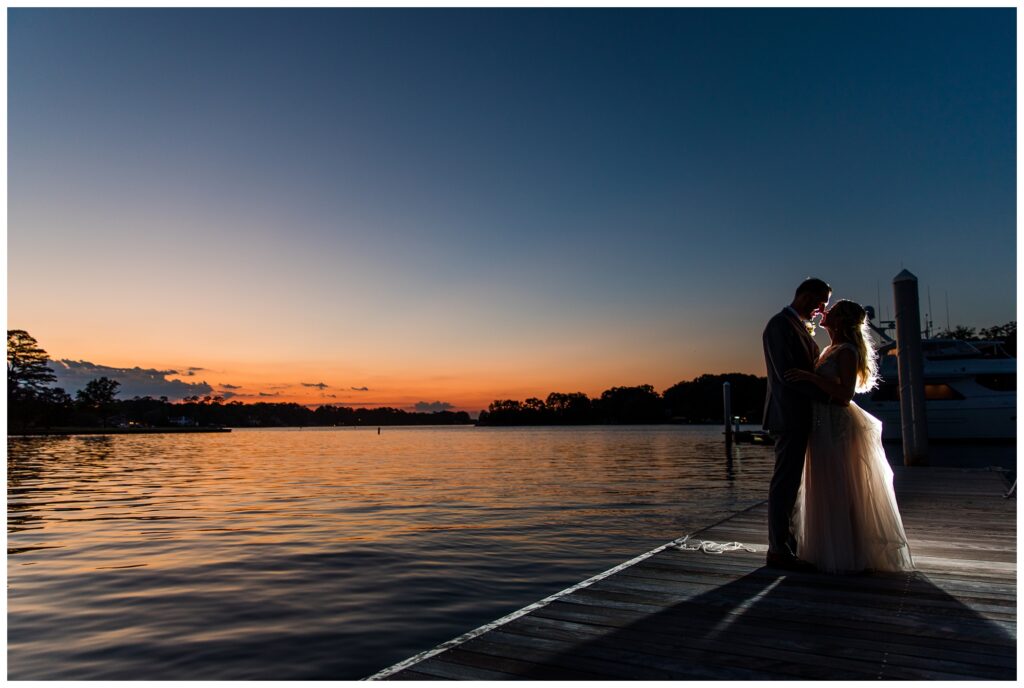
<box><xmin>8</xmin><ymin>425</ymin><xmax>774</xmax><ymax>680</ymax></box>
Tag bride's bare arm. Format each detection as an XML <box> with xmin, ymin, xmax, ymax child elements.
<box><xmin>784</xmin><ymin>349</ymin><xmax>858</xmax><ymax>405</ymax></box>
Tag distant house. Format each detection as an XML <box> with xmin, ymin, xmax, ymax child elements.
<box><xmin>168</xmin><ymin>416</ymin><xmax>196</xmax><ymax>427</ymax></box>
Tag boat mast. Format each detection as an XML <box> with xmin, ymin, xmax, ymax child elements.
<box><xmin>925</xmin><ymin>286</ymin><xmax>933</xmax><ymax>338</ymax></box>
<box><xmin>945</xmin><ymin>290</ymin><xmax>951</xmax><ymax>332</ymax></box>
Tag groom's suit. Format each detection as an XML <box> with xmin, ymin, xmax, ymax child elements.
<box><xmin>762</xmin><ymin>307</ymin><xmax>827</xmax><ymax>557</ymax></box>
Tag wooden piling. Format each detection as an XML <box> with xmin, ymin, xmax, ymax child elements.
<box><xmin>893</xmin><ymin>270</ymin><xmax>929</xmax><ymax>466</ymax></box>
<box><xmin>723</xmin><ymin>382</ymin><xmax>733</xmax><ymax>452</ymax></box>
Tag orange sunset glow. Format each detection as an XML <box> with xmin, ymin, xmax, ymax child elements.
<box><xmin>19</xmin><ymin>310</ymin><xmax>768</xmax><ymax>412</ymax></box>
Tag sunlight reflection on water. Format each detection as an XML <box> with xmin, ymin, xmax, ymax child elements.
<box><xmin>8</xmin><ymin>425</ymin><xmax>774</xmax><ymax>679</ymax></box>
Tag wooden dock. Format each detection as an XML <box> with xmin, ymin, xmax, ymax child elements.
<box><xmin>370</xmin><ymin>467</ymin><xmax>1015</xmax><ymax>680</ymax></box>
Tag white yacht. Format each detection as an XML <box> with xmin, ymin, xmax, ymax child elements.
<box><xmin>856</xmin><ymin>338</ymin><xmax>1016</xmax><ymax>441</ymax></box>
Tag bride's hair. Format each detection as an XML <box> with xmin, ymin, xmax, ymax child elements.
<box><xmin>827</xmin><ymin>300</ymin><xmax>879</xmax><ymax>393</ymax></box>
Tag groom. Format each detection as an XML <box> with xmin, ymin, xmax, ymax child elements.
<box><xmin>762</xmin><ymin>277</ymin><xmax>831</xmax><ymax>571</ymax></box>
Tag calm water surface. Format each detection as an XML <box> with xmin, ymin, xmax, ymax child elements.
<box><xmin>8</xmin><ymin>425</ymin><xmax>774</xmax><ymax>679</ymax></box>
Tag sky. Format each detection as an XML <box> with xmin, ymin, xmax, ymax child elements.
<box><xmin>7</xmin><ymin>8</ymin><xmax>1017</xmax><ymax>412</ymax></box>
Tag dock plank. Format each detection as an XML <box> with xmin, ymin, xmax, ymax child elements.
<box><xmin>534</xmin><ymin>597</ymin><xmax>1015</xmax><ymax>655</ymax></box>
<box><xmin>500</xmin><ymin>610</ymin><xmax>1012</xmax><ymax>680</ymax></box>
<box><xmin>373</xmin><ymin>467</ymin><xmax>1016</xmax><ymax>680</ymax></box>
<box><xmin>516</xmin><ymin>603</ymin><xmax>1016</xmax><ymax>670</ymax></box>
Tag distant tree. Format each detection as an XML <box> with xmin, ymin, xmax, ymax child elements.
<box><xmin>488</xmin><ymin>399</ymin><xmax>523</xmax><ymax>413</ymax></box>
<box><xmin>8</xmin><ymin>330</ymin><xmax>61</xmax><ymax>429</ymax></box>
<box><xmin>932</xmin><ymin>321</ymin><xmax>1016</xmax><ymax>356</ymax></box>
<box><xmin>597</xmin><ymin>384</ymin><xmax>664</xmax><ymax>423</ymax></box>
<box><xmin>934</xmin><ymin>325</ymin><xmax>977</xmax><ymax>340</ymax></box>
<box><xmin>978</xmin><ymin>321</ymin><xmax>1016</xmax><ymax>356</ymax></box>
<box><xmin>479</xmin><ymin>399</ymin><xmax>525</xmax><ymax>425</ymax></box>
<box><xmin>40</xmin><ymin>386</ymin><xmax>73</xmax><ymax>407</ymax></box>
<box><xmin>76</xmin><ymin>377</ymin><xmax>121</xmax><ymax>426</ymax></box>
<box><xmin>663</xmin><ymin>373</ymin><xmax>767</xmax><ymax>424</ymax></box>
<box><xmin>521</xmin><ymin>397</ymin><xmax>548</xmax><ymax>423</ymax></box>
<box><xmin>545</xmin><ymin>392</ymin><xmax>592</xmax><ymax>423</ymax></box>
<box><xmin>8</xmin><ymin>330</ymin><xmax>57</xmax><ymax>402</ymax></box>
<box><xmin>38</xmin><ymin>387</ymin><xmax>74</xmax><ymax>428</ymax></box>
<box><xmin>978</xmin><ymin>321</ymin><xmax>1016</xmax><ymax>341</ymax></box>
<box><xmin>523</xmin><ymin>397</ymin><xmax>546</xmax><ymax>413</ymax></box>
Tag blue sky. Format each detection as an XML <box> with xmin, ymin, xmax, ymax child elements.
<box><xmin>8</xmin><ymin>9</ymin><xmax>1017</xmax><ymax>408</ymax></box>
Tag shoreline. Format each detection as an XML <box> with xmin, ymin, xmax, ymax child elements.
<box><xmin>9</xmin><ymin>427</ymin><xmax>232</xmax><ymax>436</ymax></box>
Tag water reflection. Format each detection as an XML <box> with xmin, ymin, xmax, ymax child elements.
<box><xmin>9</xmin><ymin>426</ymin><xmax>774</xmax><ymax>679</ymax></box>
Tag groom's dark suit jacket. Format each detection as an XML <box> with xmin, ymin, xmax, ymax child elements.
<box><xmin>762</xmin><ymin>308</ymin><xmax>826</xmax><ymax>433</ymax></box>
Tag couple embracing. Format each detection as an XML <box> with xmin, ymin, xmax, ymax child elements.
<box><xmin>762</xmin><ymin>278</ymin><xmax>914</xmax><ymax>575</ymax></box>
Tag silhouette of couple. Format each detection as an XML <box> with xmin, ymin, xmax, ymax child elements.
<box><xmin>762</xmin><ymin>278</ymin><xmax>914</xmax><ymax>574</ymax></box>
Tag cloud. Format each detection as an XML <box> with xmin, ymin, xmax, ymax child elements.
<box><xmin>220</xmin><ymin>383</ymin><xmax>242</xmax><ymax>390</ymax></box>
<box><xmin>259</xmin><ymin>391</ymin><xmax>281</xmax><ymax>397</ymax></box>
<box><xmin>167</xmin><ymin>367</ymin><xmax>206</xmax><ymax>377</ymax></box>
<box><xmin>351</xmin><ymin>386</ymin><xmax>370</xmax><ymax>391</ymax></box>
<box><xmin>217</xmin><ymin>391</ymin><xmax>238</xmax><ymax>400</ymax></box>
<box><xmin>414</xmin><ymin>400</ymin><xmax>455</xmax><ymax>413</ymax></box>
<box><xmin>301</xmin><ymin>382</ymin><xmax>329</xmax><ymax>390</ymax></box>
<box><xmin>49</xmin><ymin>360</ymin><xmax>213</xmax><ymax>401</ymax></box>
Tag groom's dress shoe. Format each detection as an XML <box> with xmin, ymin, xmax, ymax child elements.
<box><xmin>766</xmin><ymin>552</ymin><xmax>817</xmax><ymax>573</ymax></box>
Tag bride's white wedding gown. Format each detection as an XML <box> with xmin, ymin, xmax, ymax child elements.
<box><xmin>795</xmin><ymin>343</ymin><xmax>915</xmax><ymax>574</ymax></box>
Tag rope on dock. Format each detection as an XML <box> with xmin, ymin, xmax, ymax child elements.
<box><xmin>674</xmin><ymin>535</ymin><xmax>763</xmax><ymax>554</ymax></box>
<box><xmin>877</xmin><ymin>571</ymin><xmax>916</xmax><ymax>680</ymax></box>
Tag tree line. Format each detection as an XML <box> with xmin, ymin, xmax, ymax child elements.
<box><xmin>933</xmin><ymin>322</ymin><xmax>1016</xmax><ymax>354</ymax></box>
<box><xmin>475</xmin><ymin>319</ymin><xmax>1017</xmax><ymax>426</ymax></box>
<box><xmin>10</xmin><ymin>320</ymin><xmax>1016</xmax><ymax>430</ymax></box>
<box><xmin>478</xmin><ymin>374</ymin><xmax>767</xmax><ymax>426</ymax></box>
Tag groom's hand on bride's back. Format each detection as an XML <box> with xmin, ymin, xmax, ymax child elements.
<box><xmin>783</xmin><ymin>369</ymin><xmax>832</xmax><ymax>404</ymax></box>
<box><xmin>784</xmin><ymin>369</ymin><xmax>811</xmax><ymax>383</ymax></box>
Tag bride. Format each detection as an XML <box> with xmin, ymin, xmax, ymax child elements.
<box><xmin>784</xmin><ymin>300</ymin><xmax>915</xmax><ymax>574</ymax></box>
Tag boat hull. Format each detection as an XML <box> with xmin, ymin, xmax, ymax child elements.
<box><xmin>856</xmin><ymin>398</ymin><xmax>1016</xmax><ymax>441</ymax></box>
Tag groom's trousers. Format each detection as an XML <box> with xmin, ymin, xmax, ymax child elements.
<box><xmin>767</xmin><ymin>428</ymin><xmax>811</xmax><ymax>557</ymax></box>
